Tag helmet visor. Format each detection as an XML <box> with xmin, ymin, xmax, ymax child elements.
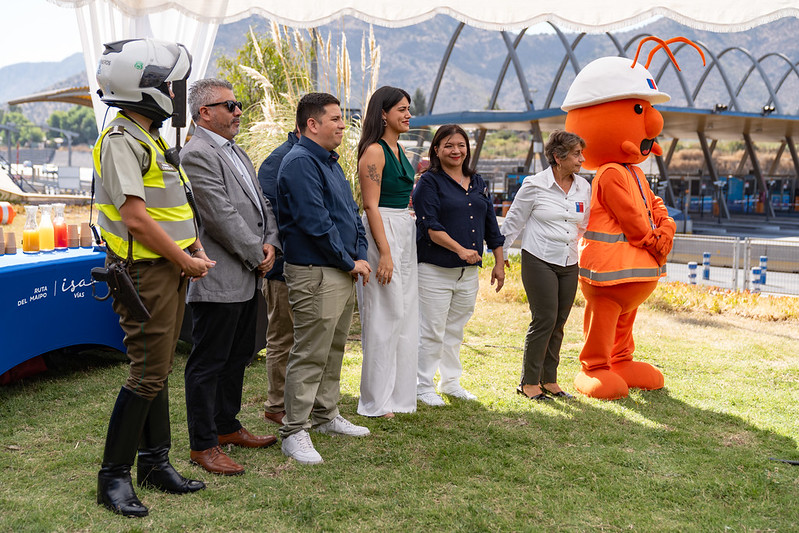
<box><xmin>139</xmin><ymin>43</ymin><xmax>191</xmax><ymax>88</ymax></box>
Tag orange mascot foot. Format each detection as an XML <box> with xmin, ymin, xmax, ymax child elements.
<box><xmin>610</xmin><ymin>360</ymin><xmax>664</xmax><ymax>390</ymax></box>
<box><xmin>574</xmin><ymin>369</ymin><xmax>629</xmax><ymax>400</ymax></box>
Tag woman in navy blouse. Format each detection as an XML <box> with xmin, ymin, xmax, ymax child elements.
<box><xmin>412</xmin><ymin>124</ymin><xmax>505</xmax><ymax>406</ymax></box>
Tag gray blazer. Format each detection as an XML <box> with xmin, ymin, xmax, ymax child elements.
<box><xmin>182</xmin><ymin>127</ymin><xmax>280</xmax><ymax>304</ymax></box>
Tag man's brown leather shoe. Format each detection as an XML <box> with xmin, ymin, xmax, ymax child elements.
<box><xmin>218</xmin><ymin>427</ymin><xmax>277</xmax><ymax>448</ymax></box>
<box><xmin>189</xmin><ymin>446</ymin><xmax>244</xmax><ymax>476</ymax></box>
<box><xmin>263</xmin><ymin>410</ymin><xmax>286</xmax><ymax>426</ymax></box>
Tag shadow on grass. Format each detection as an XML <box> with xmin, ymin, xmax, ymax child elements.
<box><xmin>0</xmin><ymin>346</ymin><xmax>126</xmax><ymax>393</ymax></box>
<box><xmin>665</xmin><ymin>312</ymin><xmax>799</xmax><ymax>341</ymax></box>
<box><xmin>2</xmin><ymin>345</ymin><xmax>797</xmax><ymax>531</ymax></box>
<box><xmin>320</xmin><ymin>387</ymin><xmax>799</xmax><ymax>530</ymax></box>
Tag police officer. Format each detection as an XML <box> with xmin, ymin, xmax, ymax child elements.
<box><xmin>93</xmin><ymin>38</ymin><xmax>214</xmax><ymax>517</ymax></box>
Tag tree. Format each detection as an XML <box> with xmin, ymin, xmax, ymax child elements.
<box><xmin>407</xmin><ymin>87</ymin><xmax>432</xmax><ymax>143</ymax></box>
<box><xmin>215</xmin><ymin>27</ymin><xmax>314</xmax><ymax>131</ymax></box>
<box><xmin>47</xmin><ymin>106</ymin><xmax>98</xmax><ymax>145</ymax></box>
<box><xmin>0</xmin><ymin>107</ymin><xmax>44</xmax><ymax>146</ymax></box>
<box><xmin>409</xmin><ymin>87</ymin><xmax>427</xmax><ymax>117</ymax></box>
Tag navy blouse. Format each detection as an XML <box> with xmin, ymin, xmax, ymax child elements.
<box><xmin>412</xmin><ymin>170</ymin><xmax>504</xmax><ymax>268</ymax></box>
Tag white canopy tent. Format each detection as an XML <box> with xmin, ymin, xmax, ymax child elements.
<box><xmin>50</xmin><ymin>0</ymin><xmax>799</xmax><ymax>31</ymax></box>
<box><xmin>50</xmin><ymin>0</ymin><xmax>799</xmax><ymax>140</ymax></box>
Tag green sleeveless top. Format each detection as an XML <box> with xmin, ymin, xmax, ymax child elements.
<box><xmin>377</xmin><ymin>139</ymin><xmax>415</xmax><ymax>208</ymax></box>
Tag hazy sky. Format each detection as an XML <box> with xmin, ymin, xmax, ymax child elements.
<box><xmin>0</xmin><ymin>0</ymin><xmax>82</xmax><ymax>69</ymax></box>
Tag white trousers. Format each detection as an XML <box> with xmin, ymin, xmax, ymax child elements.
<box><xmin>416</xmin><ymin>263</ymin><xmax>479</xmax><ymax>395</ymax></box>
<box><xmin>357</xmin><ymin>208</ymin><xmax>419</xmax><ymax>416</ymax></box>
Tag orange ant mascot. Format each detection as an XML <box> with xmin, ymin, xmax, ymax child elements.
<box><xmin>562</xmin><ymin>37</ymin><xmax>705</xmax><ymax>400</ymax></box>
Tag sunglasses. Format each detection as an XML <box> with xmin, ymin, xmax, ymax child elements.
<box><xmin>204</xmin><ymin>100</ymin><xmax>243</xmax><ymax>112</ymax></box>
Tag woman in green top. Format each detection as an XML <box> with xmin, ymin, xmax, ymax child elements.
<box><xmin>356</xmin><ymin>86</ymin><xmax>418</xmax><ymax>418</ymax></box>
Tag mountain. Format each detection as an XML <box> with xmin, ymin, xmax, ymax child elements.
<box><xmin>209</xmin><ymin>15</ymin><xmax>799</xmax><ymax>115</ymax></box>
<box><xmin>0</xmin><ymin>53</ymin><xmax>85</xmax><ymax>107</ymax></box>
<box><xmin>5</xmin><ymin>16</ymin><xmax>799</xmax><ymax>126</ymax></box>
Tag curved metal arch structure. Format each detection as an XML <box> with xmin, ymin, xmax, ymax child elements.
<box><xmin>651</xmin><ymin>43</ymin><xmax>701</xmax><ymax>107</ymax></box>
<box><xmin>414</xmin><ymin>24</ymin><xmax>799</xmax><ymax>220</ymax></box>
<box><xmin>714</xmin><ymin>46</ymin><xmax>783</xmax><ymax>114</ymax></box>
<box><xmin>762</xmin><ymin>53</ymin><xmax>799</xmax><ymax>108</ymax></box>
<box><xmin>690</xmin><ymin>42</ymin><xmax>743</xmax><ymax>111</ymax></box>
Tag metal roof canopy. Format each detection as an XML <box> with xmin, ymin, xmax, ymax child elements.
<box><xmin>7</xmin><ymin>86</ymin><xmax>93</xmax><ymax>108</ymax></box>
<box><xmin>410</xmin><ymin>106</ymin><xmax>799</xmax><ymax>219</ymax></box>
<box><xmin>659</xmin><ymin>107</ymin><xmax>799</xmax><ymax>142</ymax></box>
<box><xmin>410</xmin><ymin>107</ymin><xmax>799</xmax><ymax>143</ymax></box>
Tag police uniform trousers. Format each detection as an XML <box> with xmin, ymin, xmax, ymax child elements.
<box><xmin>110</xmin><ymin>256</ymin><xmax>187</xmax><ymax>400</ymax></box>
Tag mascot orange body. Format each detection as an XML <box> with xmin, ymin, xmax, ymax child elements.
<box><xmin>562</xmin><ymin>38</ymin><xmax>704</xmax><ymax>400</ymax></box>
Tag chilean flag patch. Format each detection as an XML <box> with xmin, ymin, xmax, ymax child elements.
<box><xmin>647</xmin><ymin>78</ymin><xmax>657</xmax><ymax>90</ymax></box>
<box><xmin>575</xmin><ymin>202</ymin><xmax>585</xmax><ymax>213</ymax></box>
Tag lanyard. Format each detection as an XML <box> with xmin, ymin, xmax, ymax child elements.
<box><xmin>623</xmin><ymin>164</ymin><xmax>656</xmax><ymax>230</ymax></box>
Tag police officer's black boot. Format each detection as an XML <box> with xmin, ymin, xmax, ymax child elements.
<box><xmin>97</xmin><ymin>387</ymin><xmax>150</xmax><ymax>517</ymax></box>
<box><xmin>137</xmin><ymin>383</ymin><xmax>205</xmax><ymax>494</ymax></box>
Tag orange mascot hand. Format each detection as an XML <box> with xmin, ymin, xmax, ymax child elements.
<box><xmin>648</xmin><ymin>227</ymin><xmax>673</xmax><ymax>266</ymax></box>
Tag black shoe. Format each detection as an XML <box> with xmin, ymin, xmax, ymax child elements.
<box><xmin>98</xmin><ymin>470</ymin><xmax>149</xmax><ymax>517</ymax></box>
<box><xmin>137</xmin><ymin>383</ymin><xmax>205</xmax><ymax>494</ymax></box>
<box><xmin>138</xmin><ymin>461</ymin><xmax>205</xmax><ymax>494</ymax></box>
<box><xmin>516</xmin><ymin>385</ymin><xmax>553</xmax><ymax>402</ymax></box>
<box><xmin>540</xmin><ymin>384</ymin><xmax>575</xmax><ymax>400</ymax></box>
<box><xmin>97</xmin><ymin>387</ymin><xmax>150</xmax><ymax>517</ymax></box>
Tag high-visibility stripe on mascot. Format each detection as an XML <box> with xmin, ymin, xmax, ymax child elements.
<box><xmin>562</xmin><ymin>37</ymin><xmax>705</xmax><ymax>400</ymax></box>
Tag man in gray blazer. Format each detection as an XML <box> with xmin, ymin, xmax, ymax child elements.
<box><xmin>182</xmin><ymin>78</ymin><xmax>280</xmax><ymax>476</ymax></box>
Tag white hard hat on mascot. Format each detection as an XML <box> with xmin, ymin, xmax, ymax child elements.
<box><xmin>562</xmin><ymin>56</ymin><xmax>670</xmax><ymax>111</ymax></box>
<box><xmin>562</xmin><ymin>38</ymin><xmax>704</xmax><ymax>170</ymax></box>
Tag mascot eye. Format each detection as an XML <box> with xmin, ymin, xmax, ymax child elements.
<box><xmin>634</xmin><ymin>104</ymin><xmax>644</xmax><ymax>114</ymax></box>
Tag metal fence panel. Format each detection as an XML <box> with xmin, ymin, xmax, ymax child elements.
<box><xmin>664</xmin><ymin>235</ymin><xmax>799</xmax><ymax>295</ymax></box>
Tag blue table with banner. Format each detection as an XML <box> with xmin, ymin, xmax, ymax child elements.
<box><xmin>0</xmin><ymin>247</ymin><xmax>125</xmax><ymax>376</ymax></box>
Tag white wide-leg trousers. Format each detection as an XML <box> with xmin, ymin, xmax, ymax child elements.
<box><xmin>357</xmin><ymin>208</ymin><xmax>419</xmax><ymax>416</ymax></box>
<box><xmin>416</xmin><ymin>263</ymin><xmax>479</xmax><ymax>395</ymax></box>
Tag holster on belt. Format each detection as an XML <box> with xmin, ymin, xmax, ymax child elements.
<box><xmin>91</xmin><ymin>261</ymin><xmax>151</xmax><ymax>322</ymax></box>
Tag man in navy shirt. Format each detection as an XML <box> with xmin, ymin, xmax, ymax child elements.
<box><xmin>257</xmin><ymin>128</ymin><xmax>299</xmax><ymax>426</ymax></box>
<box><xmin>276</xmin><ymin>92</ymin><xmax>372</xmax><ymax>465</ymax></box>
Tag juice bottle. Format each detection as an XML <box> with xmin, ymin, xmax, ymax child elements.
<box><xmin>39</xmin><ymin>204</ymin><xmax>55</xmax><ymax>252</ymax></box>
<box><xmin>22</xmin><ymin>205</ymin><xmax>39</xmax><ymax>254</ymax></box>
<box><xmin>53</xmin><ymin>203</ymin><xmax>68</xmax><ymax>250</ymax></box>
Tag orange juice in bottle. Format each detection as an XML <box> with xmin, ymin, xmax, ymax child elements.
<box><xmin>22</xmin><ymin>205</ymin><xmax>40</xmax><ymax>254</ymax></box>
<box><xmin>38</xmin><ymin>204</ymin><xmax>55</xmax><ymax>252</ymax></box>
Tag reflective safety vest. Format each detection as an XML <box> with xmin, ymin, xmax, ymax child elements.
<box><xmin>578</xmin><ymin>162</ymin><xmax>666</xmax><ymax>286</ymax></box>
<box><xmin>93</xmin><ymin>113</ymin><xmax>197</xmax><ymax>261</ymax></box>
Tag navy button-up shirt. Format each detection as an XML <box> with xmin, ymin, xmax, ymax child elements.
<box><xmin>277</xmin><ymin>135</ymin><xmax>367</xmax><ymax>272</ymax></box>
<box><xmin>258</xmin><ymin>131</ymin><xmax>298</xmax><ymax>281</ymax></box>
<box><xmin>413</xmin><ymin>170</ymin><xmax>504</xmax><ymax>268</ymax></box>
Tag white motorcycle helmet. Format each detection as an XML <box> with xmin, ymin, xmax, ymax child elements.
<box><xmin>96</xmin><ymin>38</ymin><xmax>192</xmax><ymax>123</ymax></box>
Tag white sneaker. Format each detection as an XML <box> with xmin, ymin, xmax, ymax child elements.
<box><xmin>315</xmin><ymin>415</ymin><xmax>370</xmax><ymax>437</ymax></box>
<box><xmin>281</xmin><ymin>430</ymin><xmax>323</xmax><ymax>465</ymax></box>
<box><xmin>441</xmin><ymin>387</ymin><xmax>477</xmax><ymax>401</ymax></box>
<box><xmin>417</xmin><ymin>392</ymin><xmax>446</xmax><ymax>406</ymax></box>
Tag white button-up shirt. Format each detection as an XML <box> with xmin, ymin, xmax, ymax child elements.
<box><xmin>500</xmin><ymin>166</ymin><xmax>591</xmax><ymax>266</ymax></box>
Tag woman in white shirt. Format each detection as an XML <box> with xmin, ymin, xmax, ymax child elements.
<box><xmin>500</xmin><ymin>130</ymin><xmax>590</xmax><ymax>401</ymax></box>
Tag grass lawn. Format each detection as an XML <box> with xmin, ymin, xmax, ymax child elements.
<box><xmin>1</xmin><ymin>266</ymin><xmax>797</xmax><ymax>532</ymax></box>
